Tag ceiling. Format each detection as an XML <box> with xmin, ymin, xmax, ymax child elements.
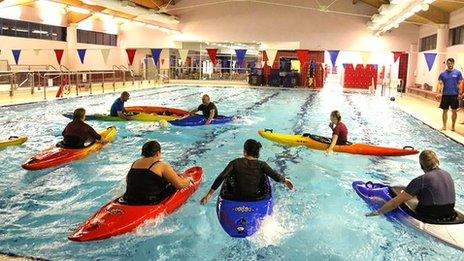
<box><xmin>353</xmin><ymin>0</ymin><xmax>464</xmax><ymax>25</ymax></box>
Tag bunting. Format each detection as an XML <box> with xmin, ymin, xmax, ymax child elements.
<box><xmin>151</xmin><ymin>48</ymin><xmax>162</xmax><ymax>65</ymax></box>
<box><xmin>12</xmin><ymin>50</ymin><xmax>21</xmax><ymax>65</ymax></box>
<box><xmin>328</xmin><ymin>50</ymin><xmax>340</xmax><ymax>66</ymax></box>
<box><xmin>265</xmin><ymin>49</ymin><xmax>278</xmax><ymax>68</ymax></box>
<box><xmin>77</xmin><ymin>49</ymin><xmax>87</xmax><ymax>64</ymax></box>
<box><xmin>424</xmin><ymin>53</ymin><xmax>437</xmax><ymax>71</ymax></box>
<box><xmin>101</xmin><ymin>49</ymin><xmax>110</xmax><ymax>64</ymax></box>
<box><xmin>206</xmin><ymin>48</ymin><xmax>218</xmax><ymax>65</ymax></box>
<box><xmin>126</xmin><ymin>49</ymin><xmax>136</xmax><ymax>65</ymax></box>
<box><xmin>54</xmin><ymin>49</ymin><xmax>64</xmax><ymax>65</ymax></box>
<box><xmin>393</xmin><ymin>51</ymin><xmax>402</xmax><ymax>63</ymax></box>
<box><xmin>178</xmin><ymin>49</ymin><xmax>189</xmax><ymax>64</ymax></box>
<box><xmin>235</xmin><ymin>49</ymin><xmax>247</xmax><ymax>67</ymax></box>
<box><xmin>295</xmin><ymin>49</ymin><xmax>310</xmax><ymax>67</ymax></box>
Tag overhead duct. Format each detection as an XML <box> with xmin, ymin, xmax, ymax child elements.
<box><xmin>81</xmin><ymin>0</ymin><xmax>179</xmax><ymax>25</ymax></box>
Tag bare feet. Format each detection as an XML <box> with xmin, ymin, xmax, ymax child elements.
<box><xmin>451</xmin><ymin>128</ymin><xmax>456</xmax><ymax>132</ymax></box>
<box><xmin>440</xmin><ymin>127</ymin><xmax>447</xmax><ymax>131</ymax></box>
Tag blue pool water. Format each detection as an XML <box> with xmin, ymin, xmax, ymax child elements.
<box><xmin>0</xmin><ymin>86</ymin><xmax>463</xmax><ymax>260</ymax></box>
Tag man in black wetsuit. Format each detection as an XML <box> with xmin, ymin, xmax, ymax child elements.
<box><xmin>189</xmin><ymin>94</ymin><xmax>218</xmax><ymax>125</ymax></box>
<box><xmin>200</xmin><ymin>139</ymin><xmax>294</xmax><ymax>204</ymax></box>
<box><xmin>366</xmin><ymin>150</ymin><xmax>457</xmax><ymax>221</ymax></box>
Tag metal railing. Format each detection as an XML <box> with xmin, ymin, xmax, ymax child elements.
<box><xmin>169</xmin><ymin>66</ymin><xmax>250</xmax><ymax>81</ymax></box>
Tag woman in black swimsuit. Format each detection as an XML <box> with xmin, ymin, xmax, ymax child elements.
<box><xmin>123</xmin><ymin>140</ymin><xmax>193</xmax><ymax>205</ymax></box>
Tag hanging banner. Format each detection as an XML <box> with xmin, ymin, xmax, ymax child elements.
<box><xmin>265</xmin><ymin>49</ymin><xmax>278</xmax><ymax>68</ymax></box>
<box><xmin>33</xmin><ymin>49</ymin><xmax>41</xmax><ymax>56</ymax></box>
<box><xmin>101</xmin><ymin>49</ymin><xmax>110</xmax><ymax>64</ymax></box>
<box><xmin>295</xmin><ymin>49</ymin><xmax>310</xmax><ymax>67</ymax></box>
<box><xmin>328</xmin><ymin>50</ymin><xmax>340</xmax><ymax>66</ymax></box>
<box><xmin>126</xmin><ymin>49</ymin><xmax>136</xmax><ymax>65</ymax></box>
<box><xmin>178</xmin><ymin>49</ymin><xmax>189</xmax><ymax>64</ymax></box>
<box><xmin>392</xmin><ymin>51</ymin><xmax>402</xmax><ymax>63</ymax></box>
<box><xmin>54</xmin><ymin>49</ymin><xmax>64</xmax><ymax>65</ymax></box>
<box><xmin>77</xmin><ymin>49</ymin><xmax>87</xmax><ymax>64</ymax></box>
<box><xmin>12</xmin><ymin>50</ymin><xmax>21</xmax><ymax>65</ymax></box>
<box><xmin>151</xmin><ymin>48</ymin><xmax>162</xmax><ymax>65</ymax></box>
<box><xmin>424</xmin><ymin>53</ymin><xmax>437</xmax><ymax>71</ymax></box>
<box><xmin>206</xmin><ymin>48</ymin><xmax>218</xmax><ymax>65</ymax></box>
<box><xmin>360</xmin><ymin>51</ymin><xmax>371</xmax><ymax>65</ymax></box>
<box><xmin>235</xmin><ymin>49</ymin><xmax>247</xmax><ymax>67</ymax></box>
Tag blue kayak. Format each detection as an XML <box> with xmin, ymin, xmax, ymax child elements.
<box><xmin>216</xmin><ymin>195</ymin><xmax>273</xmax><ymax>238</ymax></box>
<box><xmin>169</xmin><ymin>115</ymin><xmax>234</xmax><ymax>126</ymax></box>
<box><xmin>352</xmin><ymin>181</ymin><xmax>464</xmax><ymax>250</ymax></box>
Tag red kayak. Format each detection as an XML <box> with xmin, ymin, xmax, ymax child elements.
<box><xmin>68</xmin><ymin>166</ymin><xmax>203</xmax><ymax>242</ymax></box>
<box><xmin>22</xmin><ymin>126</ymin><xmax>117</xmax><ymax>170</ymax></box>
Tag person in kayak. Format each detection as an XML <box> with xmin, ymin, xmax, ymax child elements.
<box><xmin>122</xmin><ymin>140</ymin><xmax>194</xmax><ymax>205</ymax></box>
<box><xmin>366</xmin><ymin>150</ymin><xmax>457</xmax><ymax>221</ymax></box>
<box><xmin>110</xmin><ymin>91</ymin><xmax>132</xmax><ymax>120</ymax></box>
<box><xmin>61</xmin><ymin>108</ymin><xmax>108</xmax><ymax>148</ymax></box>
<box><xmin>326</xmin><ymin>110</ymin><xmax>348</xmax><ymax>154</ymax></box>
<box><xmin>200</xmin><ymin>139</ymin><xmax>294</xmax><ymax>204</ymax></box>
<box><xmin>189</xmin><ymin>94</ymin><xmax>218</xmax><ymax>125</ymax></box>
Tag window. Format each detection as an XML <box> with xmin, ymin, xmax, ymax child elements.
<box><xmin>420</xmin><ymin>34</ymin><xmax>437</xmax><ymax>52</ymax></box>
<box><xmin>76</xmin><ymin>29</ymin><xmax>117</xmax><ymax>46</ymax></box>
<box><xmin>0</xmin><ymin>18</ymin><xmax>66</xmax><ymax>41</ymax></box>
<box><xmin>450</xmin><ymin>25</ymin><xmax>464</xmax><ymax>46</ymax></box>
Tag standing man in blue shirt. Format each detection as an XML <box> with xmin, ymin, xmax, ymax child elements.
<box><xmin>436</xmin><ymin>58</ymin><xmax>463</xmax><ymax>131</ymax></box>
<box><xmin>110</xmin><ymin>91</ymin><xmax>132</xmax><ymax>120</ymax></box>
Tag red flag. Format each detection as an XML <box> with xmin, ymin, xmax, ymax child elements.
<box><xmin>54</xmin><ymin>49</ymin><xmax>64</xmax><ymax>65</ymax></box>
<box><xmin>126</xmin><ymin>49</ymin><xmax>136</xmax><ymax>65</ymax></box>
<box><xmin>295</xmin><ymin>49</ymin><xmax>310</xmax><ymax>67</ymax></box>
<box><xmin>206</xmin><ymin>48</ymin><xmax>218</xmax><ymax>64</ymax></box>
<box><xmin>262</xmin><ymin>50</ymin><xmax>268</xmax><ymax>62</ymax></box>
<box><xmin>393</xmin><ymin>51</ymin><xmax>402</xmax><ymax>63</ymax></box>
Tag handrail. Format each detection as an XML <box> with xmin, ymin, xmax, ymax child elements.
<box><xmin>112</xmin><ymin>65</ymin><xmax>122</xmax><ymax>70</ymax></box>
<box><xmin>60</xmin><ymin>65</ymin><xmax>71</xmax><ymax>72</ymax></box>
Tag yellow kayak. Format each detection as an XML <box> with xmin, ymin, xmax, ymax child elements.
<box><xmin>258</xmin><ymin>129</ymin><xmax>419</xmax><ymax>156</ymax></box>
<box><xmin>0</xmin><ymin>136</ymin><xmax>28</xmax><ymax>149</ymax></box>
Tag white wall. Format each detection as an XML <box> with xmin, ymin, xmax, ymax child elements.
<box><xmin>170</xmin><ymin>0</ymin><xmax>419</xmax><ymax>52</ymax></box>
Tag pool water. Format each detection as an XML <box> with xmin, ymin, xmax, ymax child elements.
<box><xmin>0</xmin><ymin>86</ymin><xmax>463</xmax><ymax>260</ymax></box>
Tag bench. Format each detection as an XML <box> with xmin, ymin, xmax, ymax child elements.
<box><xmin>406</xmin><ymin>85</ymin><xmax>439</xmax><ymax>101</ymax></box>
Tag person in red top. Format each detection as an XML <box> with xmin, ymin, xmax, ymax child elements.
<box><xmin>61</xmin><ymin>108</ymin><xmax>108</xmax><ymax>148</ymax></box>
<box><xmin>326</xmin><ymin>110</ymin><xmax>348</xmax><ymax>154</ymax></box>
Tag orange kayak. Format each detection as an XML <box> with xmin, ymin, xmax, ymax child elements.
<box><xmin>258</xmin><ymin>129</ymin><xmax>419</xmax><ymax>156</ymax></box>
<box><xmin>22</xmin><ymin>126</ymin><xmax>117</xmax><ymax>170</ymax></box>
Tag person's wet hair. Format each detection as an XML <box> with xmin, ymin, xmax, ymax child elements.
<box><xmin>141</xmin><ymin>140</ymin><xmax>161</xmax><ymax>157</ymax></box>
<box><xmin>419</xmin><ymin>150</ymin><xmax>439</xmax><ymax>172</ymax></box>
<box><xmin>244</xmin><ymin>139</ymin><xmax>262</xmax><ymax>158</ymax></box>
<box><xmin>331</xmin><ymin>110</ymin><xmax>341</xmax><ymax>122</ymax></box>
<box><xmin>73</xmin><ymin>108</ymin><xmax>86</xmax><ymax>120</ymax></box>
<box><xmin>447</xmin><ymin>58</ymin><xmax>455</xmax><ymax>63</ymax></box>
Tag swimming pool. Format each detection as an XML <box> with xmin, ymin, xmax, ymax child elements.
<box><xmin>0</xmin><ymin>85</ymin><xmax>463</xmax><ymax>260</ymax></box>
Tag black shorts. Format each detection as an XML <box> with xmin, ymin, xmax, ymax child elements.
<box><xmin>439</xmin><ymin>95</ymin><xmax>459</xmax><ymax>110</ymax></box>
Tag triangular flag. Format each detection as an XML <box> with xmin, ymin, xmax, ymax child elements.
<box><xmin>126</xmin><ymin>49</ymin><xmax>136</xmax><ymax>65</ymax></box>
<box><xmin>33</xmin><ymin>49</ymin><xmax>41</xmax><ymax>56</ymax></box>
<box><xmin>295</xmin><ymin>49</ymin><xmax>310</xmax><ymax>67</ymax></box>
<box><xmin>178</xmin><ymin>49</ymin><xmax>189</xmax><ymax>64</ymax></box>
<box><xmin>77</xmin><ymin>49</ymin><xmax>87</xmax><ymax>64</ymax></box>
<box><xmin>392</xmin><ymin>51</ymin><xmax>402</xmax><ymax>63</ymax></box>
<box><xmin>151</xmin><ymin>48</ymin><xmax>162</xmax><ymax>65</ymax></box>
<box><xmin>360</xmin><ymin>51</ymin><xmax>371</xmax><ymax>65</ymax></box>
<box><xmin>101</xmin><ymin>49</ymin><xmax>110</xmax><ymax>64</ymax></box>
<box><xmin>206</xmin><ymin>48</ymin><xmax>218</xmax><ymax>65</ymax></box>
<box><xmin>161</xmin><ymin>58</ymin><xmax>165</xmax><ymax>65</ymax></box>
<box><xmin>424</xmin><ymin>53</ymin><xmax>437</xmax><ymax>71</ymax></box>
<box><xmin>12</xmin><ymin>50</ymin><xmax>21</xmax><ymax>65</ymax></box>
<box><xmin>235</xmin><ymin>49</ymin><xmax>247</xmax><ymax>67</ymax></box>
<box><xmin>328</xmin><ymin>50</ymin><xmax>340</xmax><ymax>66</ymax></box>
<box><xmin>266</xmin><ymin>49</ymin><xmax>278</xmax><ymax>68</ymax></box>
<box><xmin>54</xmin><ymin>49</ymin><xmax>64</xmax><ymax>65</ymax></box>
